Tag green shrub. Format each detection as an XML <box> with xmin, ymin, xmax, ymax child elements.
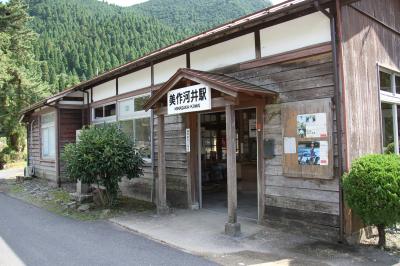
<box><xmin>63</xmin><ymin>124</ymin><xmax>144</xmax><ymax>206</ymax></box>
<box><xmin>342</xmin><ymin>154</ymin><xmax>400</xmax><ymax>247</ymax></box>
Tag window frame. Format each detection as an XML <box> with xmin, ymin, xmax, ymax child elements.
<box><xmin>40</xmin><ymin>112</ymin><xmax>56</xmax><ymax>160</ymax></box>
<box><xmin>91</xmin><ymin>102</ymin><xmax>117</xmax><ymax>124</ymax></box>
<box><xmin>117</xmin><ymin>94</ymin><xmax>152</xmax><ymax>162</ymax></box>
<box><xmin>378</xmin><ymin>65</ymin><xmax>400</xmax><ymax>154</ymax></box>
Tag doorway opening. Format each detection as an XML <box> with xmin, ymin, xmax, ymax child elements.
<box><xmin>200</xmin><ymin>109</ymin><xmax>258</xmax><ymax>219</ymax></box>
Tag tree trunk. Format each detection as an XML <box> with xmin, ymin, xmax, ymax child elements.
<box><xmin>377</xmin><ymin>224</ymin><xmax>386</xmax><ymax>248</ymax></box>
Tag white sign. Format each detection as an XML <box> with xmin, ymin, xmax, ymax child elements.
<box><xmin>167</xmin><ymin>84</ymin><xmax>211</xmax><ymax>115</ymax></box>
<box><xmin>319</xmin><ymin>141</ymin><xmax>329</xmax><ymax>165</ymax></box>
<box><xmin>284</xmin><ymin>137</ymin><xmax>296</xmax><ymax>154</ymax></box>
<box><xmin>297</xmin><ymin>113</ymin><xmax>327</xmax><ymax>138</ymax></box>
<box><xmin>186</xmin><ymin>128</ymin><xmax>190</xmax><ymax>152</ymax></box>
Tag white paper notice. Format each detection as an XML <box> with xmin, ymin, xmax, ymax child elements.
<box><xmin>319</xmin><ymin>141</ymin><xmax>329</xmax><ymax>165</ymax></box>
<box><xmin>297</xmin><ymin>113</ymin><xmax>327</xmax><ymax>138</ymax></box>
<box><xmin>284</xmin><ymin>137</ymin><xmax>296</xmax><ymax>154</ymax></box>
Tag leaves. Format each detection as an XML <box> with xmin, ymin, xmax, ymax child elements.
<box><xmin>62</xmin><ymin>124</ymin><xmax>144</xmax><ymax>206</ymax></box>
<box><xmin>342</xmin><ymin>154</ymin><xmax>400</xmax><ymax>228</ymax></box>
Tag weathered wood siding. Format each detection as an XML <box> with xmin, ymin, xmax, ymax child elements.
<box><xmin>27</xmin><ymin>113</ymin><xmax>57</xmax><ymax>182</ymax></box>
<box><xmin>119</xmin><ymin>114</ymin><xmax>188</xmax><ymax>207</ymax></box>
<box><xmin>230</xmin><ymin>53</ymin><xmax>339</xmax><ymax>239</ymax></box>
<box><xmin>341</xmin><ymin>0</ymin><xmax>400</xmax><ymax>162</ymax></box>
<box><xmin>59</xmin><ymin>109</ymin><xmax>83</xmax><ymax>181</ymax></box>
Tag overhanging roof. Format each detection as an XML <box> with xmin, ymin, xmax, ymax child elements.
<box><xmin>144</xmin><ymin>68</ymin><xmax>277</xmax><ymax>111</ymax></box>
<box><xmin>22</xmin><ymin>0</ymin><xmax>333</xmax><ymax>116</ymax></box>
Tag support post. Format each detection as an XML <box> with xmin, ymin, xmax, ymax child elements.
<box><xmin>256</xmin><ymin>102</ymin><xmax>265</xmax><ymax>224</ymax></box>
<box><xmin>225</xmin><ymin>104</ymin><xmax>241</xmax><ymax>236</ymax></box>
<box><xmin>157</xmin><ymin>113</ymin><xmax>169</xmax><ymax>214</ymax></box>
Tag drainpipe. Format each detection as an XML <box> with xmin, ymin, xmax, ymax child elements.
<box><xmin>29</xmin><ymin>119</ymin><xmax>35</xmax><ymax>168</ymax></box>
<box><xmin>314</xmin><ymin>0</ymin><xmax>345</xmax><ymax>244</ymax></box>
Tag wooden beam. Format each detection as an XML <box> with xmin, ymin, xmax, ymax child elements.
<box><xmin>157</xmin><ymin>112</ymin><xmax>169</xmax><ymax>214</ymax></box>
<box><xmin>256</xmin><ymin>101</ymin><xmax>265</xmax><ymax>223</ymax></box>
<box><xmin>225</xmin><ymin>104</ymin><xmax>241</xmax><ymax>236</ymax></box>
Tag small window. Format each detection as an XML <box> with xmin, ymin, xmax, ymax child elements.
<box><xmin>92</xmin><ymin>103</ymin><xmax>116</xmax><ymax>123</ymax></box>
<box><xmin>134</xmin><ymin>95</ymin><xmax>150</xmax><ymax>112</ymax></box>
<box><xmin>380</xmin><ymin>71</ymin><xmax>392</xmax><ymax>93</ymax></box>
<box><xmin>104</xmin><ymin>104</ymin><xmax>116</xmax><ymax>117</ymax></box>
<box><xmin>94</xmin><ymin>107</ymin><xmax>104</xmax><ymax>119</ymax></box>
<box><xmin>41</xmin><ymin>112</ymin><xmax>56</xmax><ymax>159</ymax></box>
<box><xmin>379</xmin><ymin>67</ymin><xmax>400</xmax><ymax>154</ymax></box>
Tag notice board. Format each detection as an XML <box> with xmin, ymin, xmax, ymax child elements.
<box><xmin>281</xmin><ymin>98</ymin><xmax>334</xmax><ymax>179</ymax></box>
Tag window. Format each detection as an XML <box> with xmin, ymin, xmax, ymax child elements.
<box><xmin>41</xmin><ymin>112</ymin><xmax>56</xmax><ymax>159</ymax></box>
<box><xmin>118</xmin><ymin>95</ymin><xmax>151</xmax><ymax>160</ymax></box>
<box><xmin>92</xmin><ymin>103</ymin><xmax>116</xmax><ymax>123</ymax></box>
<box><xmin>379</xmin><ymin>68</ymin><xmax>400</xmax><ymax>154</ymax></box>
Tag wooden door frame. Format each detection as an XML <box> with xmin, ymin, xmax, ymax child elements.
<box><xmin>192</xmin><ymin>104</ymin><xmax>265</xmax><ymax>223</ymax></box>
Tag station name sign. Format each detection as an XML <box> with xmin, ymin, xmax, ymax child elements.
<box><xmin>167</xmin><ymin>84</ymin><xmax>211</xmax><ymax>115</ymax></box>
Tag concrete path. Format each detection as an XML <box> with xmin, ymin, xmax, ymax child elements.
<box><xmin>0</xmin><ymin>167</ymin><xmax>24</xmax><ymax>180</ymax></box>
<box><xmin>0</xmin><ymin>193</ymin><xmax>215</xmax><ymax>266</ymax></box>
<box><xmin>111</xmin><ymin>209</ymin><xmax>400</xmax><ymax>266</ymax></box>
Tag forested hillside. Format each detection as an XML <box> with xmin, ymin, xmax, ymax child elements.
<box><xmin>27</xmin><ymin>0</ymin><xmax>272</xmax><ymax>92</ymax></box>
<box><xmin>134</xmin><ymin>0</ymin><xmax>271</xmax><ymax>36</ymax></box>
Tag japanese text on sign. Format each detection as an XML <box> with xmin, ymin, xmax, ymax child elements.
<box><xmin>167</xmin><ymin>84</ymin><xmax>211</xmax><ymax>115</ymax></box>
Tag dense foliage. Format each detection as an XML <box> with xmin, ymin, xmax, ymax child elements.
<box><xmin>27</xmin><ymin>0</ymin><xmax>271</xmax><ymax>91</ymax></box>
<box><xmin>0</xmin><ymin>0</ymin><xmax>50</xmax><ymax>152</ymax></box>
<box><xmin>63</xmin><ymin>124</ymin><xmax>144</xmax><ymax>206</ymax></box>
<box><xmin>342</xmin><ymin>154</ymin><xmax>400</xmax><ymax>247</ymax></box>
<box><xmin>135</xmin><ymin>0</ymin><xmax>271</xmax><ymax>36</ymax></box>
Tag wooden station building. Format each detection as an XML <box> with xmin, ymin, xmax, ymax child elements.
<box><xmin>21</xmin><ymin>0</ymin><xmax>400</xmax><ymax>241</ymax></box>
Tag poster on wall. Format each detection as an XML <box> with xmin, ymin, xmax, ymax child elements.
<box><xmin>297</xmin><ymin>113</ymin><xmax>327</xmax><ymax>138</ymax></box>
<box><xmin>298</xmin><ymin>141</ymin><xmax>328</xmax><ymax>166</ymax></box>
<box><xmin>249</xmin><ymin>119</ymin><xmax>256</xmax><ymax>138</ymax></box>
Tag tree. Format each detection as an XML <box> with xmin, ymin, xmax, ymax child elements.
<box><xmin>0</xmin><ymin>0</ymin><xmax>50</xmax><ymax>151</ymax></box>
<box><xmin>342</xmin><ymin>154</ymin><xmax>400</xmax><ymax>247</ymax></box>
<box><xmin>63</xmin><ymin>124</ymin><xmax>144</xmax><ymax>206</ymax></box>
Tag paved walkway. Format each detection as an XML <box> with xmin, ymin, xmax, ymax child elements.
<box><xmin>0</xmin><ymin>167</ymin><xmax>24</xmax><ymax>180</ymax></box>
<box><xmin>0</xmin><ymin>193</ymin><xmax>215</xmax><ymax>266</ymax></box>
<box><xmin>111</xmin><ymin>209</ymin><xmax>400</xmax><ymax>266</ymax></box>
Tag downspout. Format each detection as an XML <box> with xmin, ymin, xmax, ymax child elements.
<box><xmin>29</xmin><ymin>119</ymin><xmax>35</xmax><ymax>168</ymax></box>
<box><xmin>314</xmin><ymin>0</ymin><xmax>345</xmax><ymax>244</ymax></box>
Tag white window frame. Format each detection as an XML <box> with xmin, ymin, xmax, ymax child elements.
<box><xmin>118</xmin><ymin>94</ymin><xmax>151</xmax><ymax>162</ymax></box>
<box><xmin>41</xmin><ymin>112</ymin><xmax>56</xmax><ymax>160</ymax></box>
<box><xmin>379</xmin><ymin>65</ymin><xmax>400</xmax><ymax>154</ymax></box>
<box><xmin>91</xmin><ymin>102</ymin><xmax>117</xmax><ymax>124</ymax></box>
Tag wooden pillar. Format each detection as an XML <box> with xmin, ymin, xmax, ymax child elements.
<box><xmin>256</xmin><ymin>102</ymin><xmax>265</xmax><ymax>223</ymax></box>
<box><xmin>187</xmin><ymin>112</ymin><xmax>199</xmax><ymax>209</ymax></box>
<box><xmin>225</xmin><ymin>104</ymin><xmax>241</xmax><ymax>236</ymax></box>
<box><xmin>157</xmin><ymin>113</ymin><xmax>169</xmax><ymax>214</ymax></box>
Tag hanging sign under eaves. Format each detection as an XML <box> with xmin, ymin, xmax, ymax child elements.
<box><xmin>167</xmin><ymin>84</ymin><xmax>211</xmax><ymax>115</ymax></box>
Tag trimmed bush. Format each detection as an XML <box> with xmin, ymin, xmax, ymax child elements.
<box><xmin>342</xmin><ymin>154</ymin><xmax>400</xmax><ymax>247</ymax></box>
<box><xmin>63</xmin><ymin>124</ymin><xmax>144</xmax><ymax>206</ymax></box>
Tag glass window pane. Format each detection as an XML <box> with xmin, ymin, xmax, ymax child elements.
<box><xmin>381</xmin><ymin>103</ymin><xmax>394</xmax><ymax>151</ymax></box>
<box><xmin>42</xmin><ymin>113</ymin><xmax>55</xmax><ymax>125</ymax></box>
<box><xmin>94</xmin><ymin>107</ymin><xmax>103</xmax><ymax>119</ymax></box>
<box><xmin>119</xmin><ymin>120</ymin><xmax>134</xmax><ymax>139</ymax></box>
<box><xmin>396</xmin><ymin>76</ymin><xmax>400</xmax><ymax>94</ymax></box>
<box><xmin>134</xmin><ymin>96</ymin><xmax>150</xmax><ymax>112</ymax></box>
<box><xmin>134</xmin><ymin>117</ymin><xmax>151</xmax><ymax>159</ymax></box>
<box><xmin>380</xmin><ymin>71</ymin><xmax>392</xmax><ymax>93</ymax></box>
<box><xmin>104</xmin><ymin>104</ymin><xmax>116</xmax><ymax>117</ymax></box>
<box><xmin>119</xmin><ymin>98</ymin><xmax>134</xmax><ymax>118</ymax></box>
<box><xmin>42</xmin><ymin>128</ymin><xmax>49</xmax><ymax>157</ymax></box>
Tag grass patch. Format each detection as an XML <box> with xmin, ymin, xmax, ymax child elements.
<box><xmin>4</xmin><ymin>179</ymin><xmax>155</xmax><ymax>221</ymax></box>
